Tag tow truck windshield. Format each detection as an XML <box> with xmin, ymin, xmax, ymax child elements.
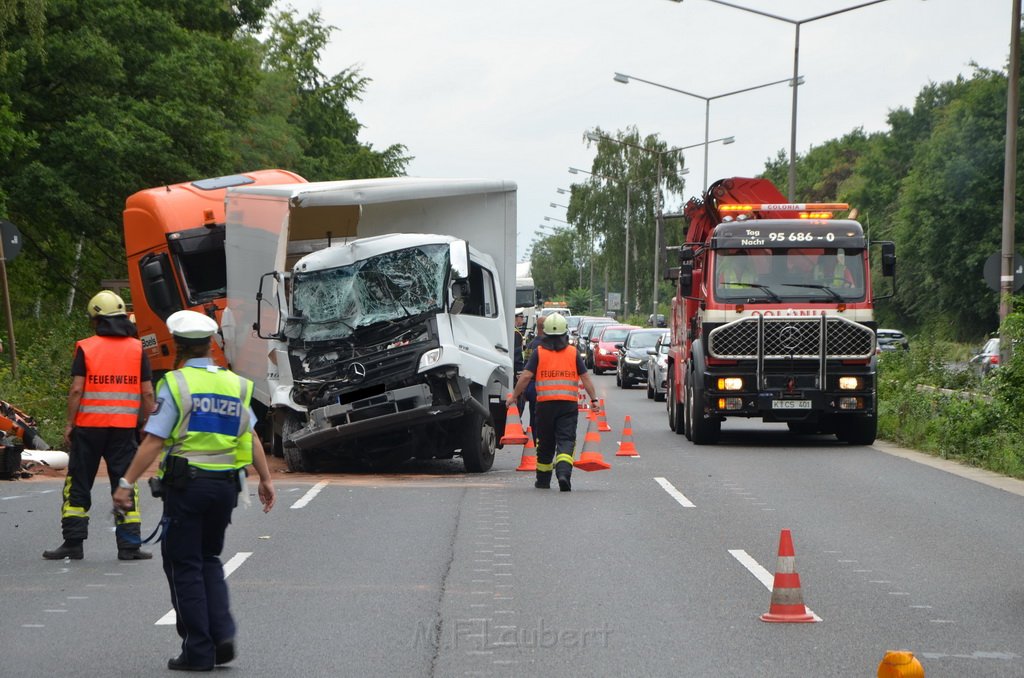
<box><xmin>713</xmin><ymin>247</ymin><xmax>866</xmax><ymax>302</ymax></box>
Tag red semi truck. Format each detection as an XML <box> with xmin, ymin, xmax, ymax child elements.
<box><xmin>665</xmin><ymin>177</ymin><xmax>895</xmax><ymax>445</ymax></box>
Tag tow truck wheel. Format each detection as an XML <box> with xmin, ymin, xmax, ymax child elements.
<box><xmin>836</xmin><ymin>414</ymin><xmax>877</xmax><ymax>445</ymax></box>
<box><xmin>667</xmin><ymin>372</ymin><xmax>686</xmax><ymax>435</ymax></box>
<box><xmin>461</xmin><ymin>410</ymin><xmax>496</xmax><ymax>473</ymax></box>
<box><xmin>688</xmin><ymin>375</ymin><xmax>720</xmax><ymax>445</ymax></box>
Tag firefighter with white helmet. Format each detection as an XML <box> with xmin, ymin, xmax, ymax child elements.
<box><xmin>43</xmin><ymin>290</ymin><xmax>155</xmax><ymax>561</ymax></box>
<box><xmin>506</xmin><ymin>313</ymin><xmax>598</xmax><ymax>491</ymax></box>
<box><xmin>114</xmin><ymin>309</ymin><xmax>276</xmax><ymax>670</ymax></box>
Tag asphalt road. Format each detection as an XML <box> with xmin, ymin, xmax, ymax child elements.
<box><xmin>2</xmin><ymin>376</ymin><xmax>1024</xmax><ymax>677</ymax></box>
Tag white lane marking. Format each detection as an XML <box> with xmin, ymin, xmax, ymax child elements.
<box><xmin>290</xmin><ymin>480</ymin><xmax>329</xmax><ymax>509</ymax></box>
<box><xmin>728</xmin><ymin>549</ymin><xmax>822</xmax><ymax>622</ymax></box>
<box><xmin>654</xmin><ymin>477</ymin><xmax>695</xmax><ymax>508</ymax></box>
<box><xmin>156</xmin><ymin>552</ymin><xmax>252</xmax><ymax>626</ymax></box>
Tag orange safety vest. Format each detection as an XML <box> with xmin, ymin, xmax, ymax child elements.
<box><xmin>535</xmin><ymin>346</ymin><xmax>580</xmax><ymax>403</ymax></box>
<box><xmin>74</xmin><ymin>335</ymin><xmax>143</xmax><ymax>428</ymax></box>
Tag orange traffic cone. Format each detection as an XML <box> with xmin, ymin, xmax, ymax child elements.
<box><xmin>616</xmin><ymin>415</ymin><xmax>639</xmax><ymax>456</ymax></box>
<box><xmin>596</xmin><ymin>399</ymin><xmax>612</xmax><ymax>432</ymax></box>
<box><xmin>516</xmin><ymin>427</ymin><xmax>537</xmax><ymax>472</ymax></box>
<box><xmin>500</xmin><ymin>403</ymin><xmax>529</xmax><ymax>445</ymax></box>
<box><xmin>575</xmin><ymin>415</ymin><xmax>611</xmax><ymax>472</ymax></box>
<box><xmin>877</xmin><ymin>651</ymin><xmax>924</xmax><ymax>678</ymax></box>
<box><xmin>761</xmin><ymin>529</ymin><xmax>816</xmax><ymax>623</ymax></box>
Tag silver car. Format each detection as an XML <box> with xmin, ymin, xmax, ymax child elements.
<box><xmin>646</xmin><ymin>332</ymin><xmax>671</xmax><ymax>401</ymax></box>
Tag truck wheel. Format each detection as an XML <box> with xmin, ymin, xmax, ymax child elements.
<box><xmin>667</xmin><ymin>372</ymin><xmax>686</xmax><ymax>435</ymax></box>
<box><xmin>688</xmin><ymin>376</ymin><xmax>720</xmax><ymax>445</ymax></box>
<box><xmin>836</xmin><ymin>415</ymin><xmax>877</xmax><ymax>445</ymax></box>
<box><xmin>282</xmin><ymin>415</ymin><xmax>315</xmax><ymax>472</ymax></box>
<box><xmin>461</xmin><ymin>411</ymin><xmax>496</xmax><ymax>473</ymax></box>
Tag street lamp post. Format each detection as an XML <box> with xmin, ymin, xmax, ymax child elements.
<box><xmin>614</xmin><ymin>72</ymin><xmax>788</xmax><ymax>193</ymax></box>
<box><xmin>665</xmin><ymin>0</ymin><xmax>892</xmax><ymax>200</ymax></box>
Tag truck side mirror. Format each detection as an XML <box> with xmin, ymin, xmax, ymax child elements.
<box><xmin>139</xmin><ymin>253</ymin><xmax>182</xmax><ymax>321</ymax></box>
<box><xmin>449</xmin><ymin>240</ymin><xmax>470</xmax><ymax>280</ymax></box>
<box><xmin>678</xmin><ymin>248</ymin><xmax>695</xmax><ymax>290</ymax></box>
<box><xmin>881</xmin><ymin>242</ymin><xmax>896</xmax><ymax>277</ymax></box>
<box><xmin>254</xmin><ymin>271</ymin><xmax>284</xmax><ymax>339</ymax></box>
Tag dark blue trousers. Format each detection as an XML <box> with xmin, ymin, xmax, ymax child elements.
<box><xmin>162</xmin><ymin>477</ymin><xmax>237</xmax><ymax>667</ymax></box>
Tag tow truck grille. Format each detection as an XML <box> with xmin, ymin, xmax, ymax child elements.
<box><xmin>708</xmin><ymin>316</ymin><xmax>874</xmax><ymax>359</ymax></box>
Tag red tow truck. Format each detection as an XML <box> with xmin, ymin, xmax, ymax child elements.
<box><xmin>665</xmin><ymin>177</ymin><xmax>895</xmax><ymax>445</ymax></box>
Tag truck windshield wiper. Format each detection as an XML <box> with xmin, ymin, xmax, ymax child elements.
<box><xmin>780</xmin><ymin>283</ymin><xmax>844</xmax><ymax>302</ymax></box>
<box><xmin>723</xmin><ymin>282</ymin><xmax>782</xmax><ymax>303</ymax></box>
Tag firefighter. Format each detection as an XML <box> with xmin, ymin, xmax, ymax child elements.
<box><xmin>43</xmin><ymin>290</ymin><xmax>155</xmax><ymax>561</ymax></box>
<box><xmin>113</xmin><ymin>310</ymin><xmax>276</xmax><ymax>671</ymax></box>
<box><xmin>506</xmin><ymin>313</ymin><xmax>598</xmax><ymax>492</ymax></box>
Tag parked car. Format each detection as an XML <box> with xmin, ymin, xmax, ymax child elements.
<box><xmin>591</xmin><ymin>324</ymin><xmax>637</xmax><ymax>374</ymax></box>
<box><xmin>970</xmin><ymin>337</ymin><xmax>1001</xmax><ymax>375</ymax></box>
<box><xmin>646</xmin><ymin>332</ymin><xmax>671</xmax><ymax>401</ymax></box>
<box><xmin>876</xmin><ymin>329</ymin><xmax>909</xmax><ymax>352</ymax></box>
<box><xmin>577</xmin><ymin>317</ymin><xmax>617</xmax><ymax>368</ymax></box>
<box><xmin>616</xmin><ymin>328</ymin><xmax>665</xmax><ymax>388</ymax></box>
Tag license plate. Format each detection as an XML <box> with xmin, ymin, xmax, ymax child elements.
<box><xmin>772</xmin><ymin>400</ymin><xmax>811</xmax><ymax>410</ymax></box>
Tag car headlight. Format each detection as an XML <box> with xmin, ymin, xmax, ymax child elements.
<box><xmin>658</xmin><ymin>357</ymin><xmax>668</xmax><ymax>368</ymax></box>
<box><xmin>625</xmin><ymin>357</ymin><xmax>641</xmax><ymax>364</ymax></box>
<box><xmin>599</xmin><ymin>348</ymin><xmax>610</xmax><ymax>356</ymax></box>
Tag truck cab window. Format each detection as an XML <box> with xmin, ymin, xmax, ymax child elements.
<box><xmin>462</xmin><ymin>262</ymin><xmax>498</xmax><ymax>318</ymax></box>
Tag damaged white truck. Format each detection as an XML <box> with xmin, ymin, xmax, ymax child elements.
<box><xmin>221</xmin><ymin>178</ymin><xmax>517</xmax><ymax>473</ymax></box>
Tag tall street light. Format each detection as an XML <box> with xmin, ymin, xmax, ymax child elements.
<box><xmin>665</xmin><ymin>0</ymin><xmax>892</xmax><ymax>200</ymax></box>
<box><xmin>570</xmin><ymin>166</ymin><xmax>640</xmax><ymax>316</ymax></box>
<box><xmin>614</xmin><ymin>71</ymin><xmax>792</xmax><ymax>193</ymax></box>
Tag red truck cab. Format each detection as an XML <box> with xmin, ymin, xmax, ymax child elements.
<box><xmin>123</xmin><ymin>170</ymin><xmax>306</xmax><ymax>377</ymax></box>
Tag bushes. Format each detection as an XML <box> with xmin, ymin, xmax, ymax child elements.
<box><xmin>878</xmin><ymin>329</ymin><xmax>1024</xmax><ymax>478</ymax></box>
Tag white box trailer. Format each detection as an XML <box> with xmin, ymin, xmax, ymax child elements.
<box><xmin>221</xmin><ymin>178</ymin><xmax>517</xmax><ymax>472</ymax></box>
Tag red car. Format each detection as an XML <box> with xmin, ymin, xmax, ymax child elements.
<box><xmin>590</xmin><ymin>325</ymin><xmax>638</xmax><ymax>374</ymax></box>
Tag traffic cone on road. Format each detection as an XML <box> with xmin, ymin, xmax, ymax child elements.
<box><xmin>574</xmin><ymin>415</ymin><xmax>611</xmax><ymax>472</ymax></box>
<box><xmin>500</xmin><ymin>403</ymin><xmax>529</xmax><ymax>445</ymax></box>
<box><xmin>616</xmin><ymin>415</ymin><xmax>639</xmax><ymax>457</ymax></box>
<box><xmin>760</xmin><ymin>529</ymin><xmax>816</xmax><ymax>623</ymax></box>
<box><xmin>516</xmin><ymin>427</ymin><xmax>537</xmax><ymax>472</ymax></box>
<box><xmin>877</xmin><ymin>651</ymin><xmax>924</xmax><ymax>678</ymax></box>
<box><xmin>596</xmin><ymin>399</ymin><xmax>612</xmax><ymax>432</ymax></box>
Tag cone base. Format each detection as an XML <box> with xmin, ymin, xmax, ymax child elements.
<box><xmin>574</xmin><ymin>460</ymin><xmax>611</xmax><ymax>472</ymax></box>
<box><xmin>500</xmin><ymin>435</ymin><xmax>529</xmax><ymax>445</ymax></box>
<box><xmin>760</xmin><ymin>609</ymin><xmax>816</xmax><ymax>623</ymax></box>
<box><xmin>516</xmin><ymin>457</ymin><xmax>538</xmax><ymax>472</ymax></box>
<box><xmin>616</xmin><ymin>446</ymin><xmax>638</xmax><ymax>457</ymax></box>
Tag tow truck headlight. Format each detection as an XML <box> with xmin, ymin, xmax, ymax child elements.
<box><xmin>717</xmin><ymin>377</ymin><xmax>743</xmax><ymax>391</ymax></box>
<box><xmin>419</xmin><ymin>348</ymin><xmax>442</xmax><ymax>369</ymax></box>
<box><xmin>838</xmin><ymin>377</ymin><xmax>862</xmax><ymax>390</ymax></box>
<box><xmin>717</xmin><ymin>397</ymin><xmax>743</xmax><ymax>410</ymax></box>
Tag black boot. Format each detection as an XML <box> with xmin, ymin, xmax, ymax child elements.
<box><xmin>555</xmin><ymin>462</ymin><xmax>572</xmax><ymax>492</ymax></box>
<box><xmin>118</xmin><ymin>548</ymin><xmax>153</xmax><ymax>560</ymax></box>
<box><xmin>534</xmin><ymin>471</ymin><xmax>551</xmax><ymax>489</ymax></box>
<box><xmin>42</xmin><ymin>540</ymin><xmax>84</xmax><ymax>560</ymax></box>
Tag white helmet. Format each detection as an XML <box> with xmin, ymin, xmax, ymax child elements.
<box><xmin>166</xmin><ymin>310</ymin><xmax>218</xmax><ymax>344</ymax></box>
<box><xmin>543</xmin><ymin>313</ymin><xmax>568</xmax><ymax>336</ymax></box>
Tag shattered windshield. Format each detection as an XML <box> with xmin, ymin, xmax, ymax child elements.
<box><xmin>713</xmin><ymin>247</ymin><xmax>866</xmax><ymax>302</ymax></box>
<box><xmin>289</xmin><ymin>244</ymin><xmax>448</xmax><ymax>342</ymax></box>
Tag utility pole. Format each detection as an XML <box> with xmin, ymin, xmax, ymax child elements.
<box><xmin>999</xmin><ymin>0</ymin><xmax>1021</xmax><ymax>366</ymax></box>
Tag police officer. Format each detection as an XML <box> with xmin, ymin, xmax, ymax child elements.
<box><xmin>506</xmin><ymin>314</ymin><xmax>598</xmax><ymax>492</ymax></box>
<box><xmin>513</xmin><ymin>310</ymin><xmax>526</xmax><ymax>412</ymax></box>
<box><xmin>43</xmin><ymin>290</ymin><xmax>155</xmax><ymax>561</ymax></box>
<box><xmin>113</xmin><ymin>310</ymin><xmax>276</xmax><ymax>671</ymax></box>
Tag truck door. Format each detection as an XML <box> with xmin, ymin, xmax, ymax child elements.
<box><xmin>449</xmin><ymin>258</ymin><xmax>511</xmax><ymax>383</ymax></box>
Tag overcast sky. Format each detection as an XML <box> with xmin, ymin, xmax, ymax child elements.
<box><xmin>284</xmin><ymin>0</ymin><xmax>1013</xmax><ymax>262</ymax></box>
